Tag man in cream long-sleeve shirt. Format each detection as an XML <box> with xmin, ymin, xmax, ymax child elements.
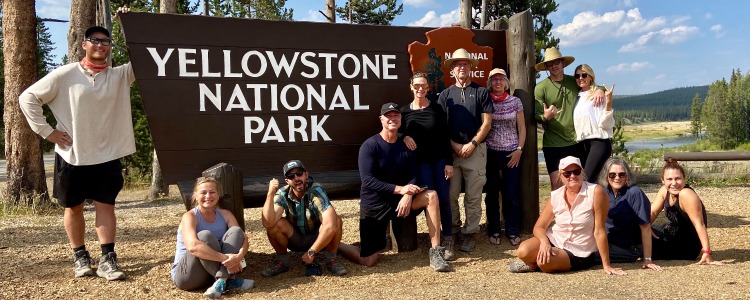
<box><xmin>19</xmin><ymin>25</ymin><xmax>134</xmax><ymax>281</ymax></box>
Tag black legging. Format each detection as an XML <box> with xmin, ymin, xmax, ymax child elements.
<box><xmin>581</xmin><ymin>138</ymin><xmax>612</xmax><ymax>182</ymax></box>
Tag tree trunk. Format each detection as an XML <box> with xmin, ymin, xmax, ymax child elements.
<box><xmin>460</xmin><ymin>0</ymin><xmax>472</xmax><ymax>28</ymax></box>
<box><xmin>326</xmin><ymin>0</ymin><xmax>336</xmax><ymax>23</ymax></box>
<box><xmin>148</xmin><ymin>0</ymin><xmax>178</xmax><ymax>200</ymax></box>
<box><xmin>3</xmin><ymin>0</ymin><xmax>50</xmax><ymax>205</ymax></box>
<box><xmin>160</xmin><ymin>0</ymin><xmax>177</xmax><ymax>14</ymax></box>
<box><xmin>68</xmin><ymin>0</ymin><xmax>97</xmax><ymax>63</ymax></box>
<box><xmin>480</xmin><ymin>0</ymin><xmax>488</xmax><ymax>28</ymax></box>
<box><xmin>508</xmin><ymin>10</ymin><xmax>539</xmax><ymax>233</ymax></box>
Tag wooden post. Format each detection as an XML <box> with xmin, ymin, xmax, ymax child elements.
<box><xmin>326</xmin><ymin>0</ymin><xmax>336</xmax><ymax>23</ymax></box>
<box><xmin>391</xmin><ymin>214</ymin><xmax>418</xmax><ymax>252</ymax></box>
<box><xmin>480</xmin><ymin>0</ymin><xmax>488</xmax><ymax>28</ymax></box>
<box><xmin>459</xmin><ymin>0</ymin><xmax>472</xmax><ymax>29</ymax></box>
<box><xmin>508</xmin><ymin>10</ymin><xmax>539</xmax><ymax>233</ymax></box>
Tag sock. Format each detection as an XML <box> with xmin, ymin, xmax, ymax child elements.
<box><xmin>73</xmin><ymin>245</ymin><xmax>87</xmax><ymax>256</ymax></box>
<box><xmin>101</xmin><ymin>243</ymin><xmax>115</xmax><ymax>256</ymax></box>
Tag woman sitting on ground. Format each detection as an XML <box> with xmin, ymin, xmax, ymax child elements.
<box><xmin>508</xmin><ymin>156</ymin><xmax>625</xmax><ymax>275</ymax></box>
<box><xmin>651</xmin><ymin>158</ymin><xmax>722</xmax><ymax>265</ymax></box>
<box><xmin>171</xmin><ymin>177</ymin><xmax>254</xmax><ymax>298</ymax></box>
<box><xmin>599</xmin><ymin>157</ymin><xmax>661</xmax><ymax>270</ymax></box>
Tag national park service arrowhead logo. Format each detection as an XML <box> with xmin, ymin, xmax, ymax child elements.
<box><xmin>408</xmin><ymin>27</ymin><xmax>494</xmax><ymax>97</ymax></box>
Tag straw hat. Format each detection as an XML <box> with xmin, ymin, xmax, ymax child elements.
<box><xmin>444</xmin><ymin>48</ymin><xmax>478</xmax><ymax>68</ymax></box>
<box><xmin>487</xmin><ymin>68</ymin><xmax>507</xmax><ymax>80</ymax></box>
<box><xmin>535</xmin><ymin>47</ymin><xmax>575</xmax><ymax>71</ymax></box>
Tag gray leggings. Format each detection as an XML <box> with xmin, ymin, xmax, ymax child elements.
<box><xmin>172</xmin><ymin>226</ymin><xmax>244</xmax><ymax>290</ymax></box>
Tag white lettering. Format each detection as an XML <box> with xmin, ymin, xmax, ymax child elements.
<box><xmin>200</xmin><ymin>49</ymin><xmax>220</xmax><ymax>77</ymax></box>
<box><xmin>329</xmin><ymin>86</ymin><xmax>351</xmax><ymax>110</ymax></box>
<box><xmin>199</xmin><ymin>83</ymin><xmax>221</xmax><ymax>111</ymax></box>
<box><xmin>147</xmin><ymin>47</ymin><xmax>173</xmax><ymax>77</ymax></box>
<box><xmin>319</xmin><ymin>53</ymin><xmax>337</xmax><ymax>79</ymax></box>
<box><xmin>299</xmin><ymin>52</ymin><xmax>319</xmax><ymax>78</ymax></box>
<box><xmin>223</xmin><ymin>50</ymin><xmax>242</xmax><ymax>77</ymax></box>
<box><xmin>261</xmin><ymin>117</ymin><xmax>285</xmax><ymax>143</ymax></box>
<box><xmin>225</xmin><ymin>84</ymin><xmax>251</xmax><ymax>111</ymax></box>
<box><xmin>178</xmin><ymin>48</ymin><xmax>199</xmax><ymax>77</ymax></box>
<box><xmin>311</xmin><ymin>115</ymin><xmax>331</xmax><ymax>141</ymax></box>
<box><xmin>244</xmin><ymin>116</ymin><xmax>264</xmax><ymax>143</ymax></box>
<box><xmin>288</xmin><ymin>116</ymin><xmax>308</xmax><ymax>142</ymax></box>
<box><xmin>352</xmin><ymin>85</ymin><xmax>368</xmax><ymax>110</ymax></box>
<box><xmin>241</xmin><ymin>50</ymin><xmax>267</xmax><ymax>78</ymax></box>
<box><xmin>266</xmin><ymin>51</ymin><xmax>298</xmax><ymax>78</ymax></box>
<box><xmin>280</xmin><ymin>84</ymin><xmax>305</xmax><ymax>111</ymax></box>
<box><xmin>362</xmin><ymin>54</ymin><xmax>379</xmax><ymax>79</ymax></box>
<box><xmin>246</xmin><ymin>84</ymin><xmax>267</xmax><ymax>111</ymax></box>
<box><xmin>338</xmin><ymin>53</ymin><xmax>360</xmax><ymax>79</ymax></box>
<box><xmin>382</xmin><ymin>54</ymin><xmax>397</xmax><ymax>80</ymax></box>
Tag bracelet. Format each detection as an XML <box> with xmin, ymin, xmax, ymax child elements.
<box><xmin>701</xmin><ymin>249</ymin><xmax>712</xmax><ymax>255</ymax></box>
<box><xmin>643</xmin><ymin>257</ymin><xmax>652</xmax><ymax>261</ymax></box>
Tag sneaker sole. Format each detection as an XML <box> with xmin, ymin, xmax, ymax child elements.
<box><xmin>97</xmin><ymin>270</ymin><xmax>126</xmax><ymax>281</ymax></box>
<box><xmin>75</xmin><ymin>269</ymin><xmax>94</xmax><ymax>278</ymax></box>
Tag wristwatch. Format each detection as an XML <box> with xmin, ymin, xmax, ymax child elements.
<box><xmin>307</xmin><ymin>248</ymin><xmax>316</xmax><ymax>258</ymax></box>
<box><xmin>470</xmin><ymin>140</ymin><xmax>478</xmax><ymax>146</ymax></box>
<box><xmin>516</xmin><ymin>146</ymin><xmax>523</xmax><ymax>151</ymax></box>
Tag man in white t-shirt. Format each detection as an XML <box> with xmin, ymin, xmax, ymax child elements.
<box><xmin>19</xmin><ymin>22</ymin><xmax>134</xmax><ymax>281</ymax></box>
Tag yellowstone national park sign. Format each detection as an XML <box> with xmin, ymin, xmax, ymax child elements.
<box><xmin>119</xmin><ymin>13</ymin><xmax>507</xmax><ymax>184</ymax></box>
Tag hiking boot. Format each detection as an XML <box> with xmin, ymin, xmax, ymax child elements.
<box><xmin>325</xmin><ymin>257</ymin><xmax>349</xmax><ymax>276</ymax></box>
<box><xmin>459</xmin><ymin>233</ymin><xmax>476</xmax><ymax>253</ymax></box>
<box><xmin>96</xmin><ymin>252</ymin><xmax>126</xmax><ymax>281</ymax></box>
<box><xmin>226</xmin><ymin>277</ymin><xmax>254</xmax><ymax>291</ymax></box>
<box><xmin>429</xmin><ymin>246</ymin><xmax>451</xmax><ymax>272</ymax></box>
<box><xmin>261</xmin><ymin>257</ymin><xmax>290</xmax><ymax>277</ymax></box>
<box><xmin>73</xmin><ymin>250</ymin><xmax>94</xmax><ymax>278</ymax></box>
<box><xmin>203</xmin><ymin>278</ymin><xmax>226</xmax><ymax>298</ymax></box>
<box><xmin>508</xmin><ymin>261</ymin><xmax>536</xmax><ymax>273</ymax></box>
<box><xmin>441</xmin><ymin>236</ymin><xmax>457</xmax><ymax>261</ymax></box>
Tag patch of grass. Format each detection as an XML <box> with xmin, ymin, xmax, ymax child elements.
<box><xmin>0</xmin><ymin>191</ymin><xmax>61</xmax><ymax>218</ymax></box>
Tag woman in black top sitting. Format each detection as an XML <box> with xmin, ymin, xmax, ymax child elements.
<box><xmin>651</xmin><ymin>158</ymin><xmax>722</xmax><ymax>265</ymax></box>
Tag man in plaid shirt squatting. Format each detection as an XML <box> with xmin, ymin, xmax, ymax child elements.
<box><xmin>261</xmin><ymin>160</ymin><xmax>348</xmax><ymax>277</ymax></box>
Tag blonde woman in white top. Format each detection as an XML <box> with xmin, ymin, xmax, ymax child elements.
<box><xmin>572</xmin><ymin>64</ymin><xmax>615</xmax><ymax>182</ymax></box>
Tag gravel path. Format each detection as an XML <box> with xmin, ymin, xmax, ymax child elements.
<box><xmin>1</xmin><ymin>183</ymin><xmax>748</xmax><ymax>299</ymax></box>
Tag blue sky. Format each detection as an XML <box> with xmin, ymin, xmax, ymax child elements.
<box><xmin>37</xmin><ymin>0</ymin><xmax>750</xmax><ymax>95</ymax></box>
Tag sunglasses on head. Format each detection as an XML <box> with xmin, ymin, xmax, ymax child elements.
<box><xmin>285</xmin><ymin>170</ymin><xmax>305</xmax><ymax>179</ymax></box>
<box><xmin>574</xmin><ymin>73</ymin><xmax>589</xmax><ymax>79</ymax></box>
<box><xmin>561</xmin><ymin>168</ymin><xmax>582</xmax><ymax>178</ymax></box>
<box><xmin>608</xmin><ymin>172</ymin><xmax>627</xmax><ymax>179</ymax></box>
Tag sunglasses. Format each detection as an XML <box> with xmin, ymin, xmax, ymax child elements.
<box><xmin>412</xmin><ymin>83</ymin><xmax>429</xmax><ymax>90</ymax></box>
<box><xmin>285</xmin><ymin>170</ymin><xmax>305</xmax><ymax>179</ymax></box>
<box><xmin>574</xmin><ymin>73</ymin><xmax>589</xmax><ymax>79</ymax></box>
<box><xmin>86</xmin><ymin>37</ymin><xmax>112</xmax><ymax>46</ymax></box>
<box><xmin>608</xmin><ymin>172</ymin><xmax>628</xmax><ymax>179</ymax></box>
<box><xmin>561</xmin><ymin>168</ymin><xmax>582</xmax><ymax>178</ymax></box>
<box><xmin>490</xmin><ymin>77</ymin><xmax>505</xmax><ymax>83</ymax></box>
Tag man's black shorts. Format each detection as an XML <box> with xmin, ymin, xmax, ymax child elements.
<box><xmin>359</xmin><ymin>202</ymin><xmax>423</xmax><ymax>258</ymax></box>
<box><xmin>53</xmin><ymin>154</ymin><xmax>124</xmax><ymax>208</ymax></box>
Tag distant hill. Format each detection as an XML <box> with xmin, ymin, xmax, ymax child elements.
<box><xmin>613</xmin><ymin>85</ymin><xmax>708</xmax><ymax>122</ymax></box>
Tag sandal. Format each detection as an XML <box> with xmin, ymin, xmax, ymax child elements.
<box><xmin>489</xmin><ymin>233</ymin><xmax>502</xmax><ymax>245</ymax></box>
<box><xmin>508</xmin><ymin>235</ymin><xmax>521</xmax><ymax>247</ymax></box>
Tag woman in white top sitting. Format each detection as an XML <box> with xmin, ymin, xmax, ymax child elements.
<box><xmin>572</xmin><ymin>64</ymin><xmax>615</xmax><ymax>182</ymax></box>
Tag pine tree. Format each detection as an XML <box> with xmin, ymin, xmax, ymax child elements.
<box><xmin>611</xmin><ymin>117</ymin><xmax>628</xmax><ymax>158</ymax></box>
<box><xmin>336</xmin><ymin>0</ymin><xmax>403</xmax><ymax>25</ymax></box>
<box><xmin>689</xmin><ymin>92</ymin><xmax>702</xmax><ymax>138</ymax></box>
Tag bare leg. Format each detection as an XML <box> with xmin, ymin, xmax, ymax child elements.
<box><xmin>265</xmin><ymin>218</ymin><xmax>293</xmax><ymax>254</ymax></box>
<box><xmin>412</xmin><ymin>190</ymin><xmax>441</xmax><ymax>248</ymax></box>
<box><xmin>325</xmin><ymin>216</ymin><xmax>343</xmax><ymax>253</ymax></box>
<box><xmin>93</xmin><ymin>201</ymin><xmax>116</xmax><ymax>244</ymax></box>
<box><xmin>516</xmin><ymin>236</ymin><xmax>572</xmax><ymax>273</ymax></box>
<box><xmin>64</xmin><ymin>203</ymin><xmax>86</xmax><ymax>248</ymax></box>
<box><xmin>338</xmin><ymin>243</ymin><xmax>379</xmax><ymax>267</ymax></box>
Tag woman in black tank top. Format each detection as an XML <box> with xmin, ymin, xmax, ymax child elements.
<box><xmin>649</xmin><ymin>158</ymin><xmax>721</xmax><ymax>265</ymax></box>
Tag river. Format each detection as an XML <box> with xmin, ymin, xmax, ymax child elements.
<box><xmin>536</xmin><ymin>136</ymin><xmax>698</xmax><ymax>163</ymax></box>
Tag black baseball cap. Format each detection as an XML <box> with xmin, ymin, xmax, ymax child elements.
<box><xmin>282</xmin><ymin>160</ymin><xmax>306</xmax><ymax>176</ymax></box>
<box><xmin>380</xmin><ymin>102</ymin><xmax>400</xmax><ymax>115</ymax></box>
<box><xmin>85</xmin><ymin>26</ymin><xmax>111</xmax><ymax>38</ymax></box>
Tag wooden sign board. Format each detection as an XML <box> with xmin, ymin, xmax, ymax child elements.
<box><xmin>119</xmin><ymin>13</ymin><xmax>506</xmax><ymax>185</ymax></box>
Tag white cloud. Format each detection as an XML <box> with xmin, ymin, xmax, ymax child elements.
<box><xmin>672</xmin><ymin>15</ymin><xmax>691</xmax><ymax>25</ymax></box>
<box><xmin>606</xmin><ymin>61</ymin><xmax>650</xmax><ymax>72</ymax></box>
<box><xmin>618</xmin><ymin>25</ymin><xmax>699</xmax><ymax>52</ymax></box>
<box><xmin>404</xmin><ymin>0</ymin><xmax>437</xmax><ymax>8</ymax></box>
<box><xmin>299</xmin><ymin>9</ymin><xmax>327</xmax><ymax>22</ymax></box>
<box><xmin>710</xmin><ymin>24</ymin><xmax>726</xmax><ymax>38</ymax></box>
<box><xmin>704</xmin><ymin>12</ymin><xmax>713</xmax><ymax>20</ymax></box>
<box><xmin>37</xmin><ymin>0</ymin><xmax>70</xmax><ymax>19</ymax></box>
<box><xmin>408</xmin><ymin>9</ymin><xmax>460</xmax><ymax>27</ymax></box>
<box><xmin>554</xmin><ymin>8</ymin><xmax>666</xmax><ymax>47</ymax></box>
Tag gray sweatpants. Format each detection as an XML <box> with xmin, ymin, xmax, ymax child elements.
<box><xmin>172</xmin><ymin>226</ymin><xmax>245</xmax><ymax>290</ymax></box>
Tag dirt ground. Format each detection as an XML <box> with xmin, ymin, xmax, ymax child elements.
<box><xmin>1</xmin><ymin>181</ymin><xmax>749</xmax><ymax>300</ymax></box>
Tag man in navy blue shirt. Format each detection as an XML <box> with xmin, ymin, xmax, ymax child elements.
<box><xmin>339</xmin><ymin>103</ymin><xmax>450</xmax><ymax>272</ymax></box>
<box><xmin>437</xmin><ymin>48</ymin><xmax>493</xmax><ymax>256</ymax></box>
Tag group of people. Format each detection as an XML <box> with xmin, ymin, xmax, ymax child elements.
<box><xmin>506</xmin><ymin>48</ymin><xmax>722</xmax><ymax>275</ymax></box>
<box><xmin>17</xmin><ymin>15</ymin><xmax>721</xmax><ymax>298</ymax></box>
